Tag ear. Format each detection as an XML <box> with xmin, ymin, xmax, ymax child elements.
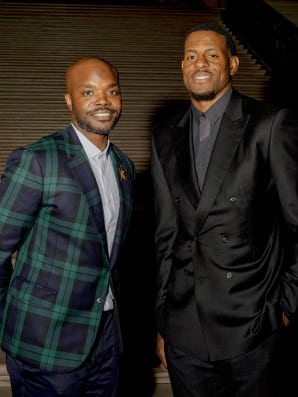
<box><xmin>64</xmin><ymin>93</ymin><xmax>72</xmax><ymax>111</ymax></box>
<box><xmin>229</xmin><ymin>55</ymin><xmax>239</xmax><ymax>76</ymax></box>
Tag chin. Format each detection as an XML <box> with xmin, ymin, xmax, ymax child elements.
<box><xmin>191</xmin><ymin>91</ymin><xmax>216</xmax><ymax>101</ymax></box>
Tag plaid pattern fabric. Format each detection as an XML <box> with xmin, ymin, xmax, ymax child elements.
<box><xmin>0</xmin><ymin>125</ymin><xmax>135</xmax><ymax>372</ymax></box>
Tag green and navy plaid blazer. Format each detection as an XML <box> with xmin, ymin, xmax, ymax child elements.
<box><xmin>0</xmin><ymin>125</ymin><xmax>135</xmax><ymax>372</ymax></box>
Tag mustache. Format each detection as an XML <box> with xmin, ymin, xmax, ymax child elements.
<box><xmin>89</xmin><ymin>107</ymin><xmax>116</xmax><ymax>115</ymax></box>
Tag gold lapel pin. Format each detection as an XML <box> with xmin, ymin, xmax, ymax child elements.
<box><xmin>118</xmin><ymin>166</ymin><xmax>128</xmax><ymax>181</ymax></box>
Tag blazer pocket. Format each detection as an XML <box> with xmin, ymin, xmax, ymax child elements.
<box><xmin>9</xmin><ymin>276</ymin><xmax>57</xmax><ymax>309</ymax></box>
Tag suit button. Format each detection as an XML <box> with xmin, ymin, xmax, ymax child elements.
<box><xmin>221</xmin><ymin>236</ymin><xmax>229</xmax><ymax>244</ymax></box>
<box><xmin>230</xmin><ymin>196</ymin><xmax>237</xmax><ymax>202</ymax></box>
<box><xmin>97</xmin><ymin>297</ymin><xmax>104</xmax><ymax>304</ymax></box>
<box><xmin>227</xmin><ymin>272</ymin><xmax>232</xmax><ymax>279</ymax></box>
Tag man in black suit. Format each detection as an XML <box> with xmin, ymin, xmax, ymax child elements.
<box><xmin>151</xmin><ymin>23</ymin><xmax>298</xmax><ymax>396</ymax></box>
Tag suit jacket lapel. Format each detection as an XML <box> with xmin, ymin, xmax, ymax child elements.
<box><xmin>173</xmin><ymin>110</ymin><xmax>201</xmax><ymax>208</ymax></box>
<box><xmin>195</xmin><ymin>93</ymin><xmax>251</xmax><ymax>230</ymax></box>
<box><xmin>63</xmin><ymin>125</ymin><xmax>108</xmax><ymax>249</ymax></box>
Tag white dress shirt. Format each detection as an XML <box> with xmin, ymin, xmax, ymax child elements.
<box><xmin>73</xmin><ymin>124</ymin><xmax>120</xmax><ymax>310</ymax></box>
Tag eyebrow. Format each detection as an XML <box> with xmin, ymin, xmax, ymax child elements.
<box><xmin>185</xmin><ymin>47</ymin><xmax>218</xmax><ymax>52</ymax></box>
<box><xmin>78</xmin><ymin>82</ymin><xmax>120</xmax><ymax>89</ymax></box>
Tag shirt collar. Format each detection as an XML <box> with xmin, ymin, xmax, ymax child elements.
<box><xmin>71</xmin><ymin>123</ymin><xmax>110</xmax><ymax>161</ymax></box>
<box><xmin>191</xmin><ymin>88</ymin><xmax>232</xmax><ymax>125</ymax></box>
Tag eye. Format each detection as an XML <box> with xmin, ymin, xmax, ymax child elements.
<box><xmin>108</xmin><ymin>89</ymin><xmax>120</xmax><ymax>96</ymax></box>
<box><xmin>207</xmin><ymin>53</ymin><xmax>218</xmax><ymax>59</ymax></box>
<box><xmin>185</xmin><ymin>54</ymin><xmax>196</xmax><ymax>61</ymax></box>
<box><xmin>83</xmin><ymin>90</ymin><xmax>93</xmax><ymax>97</ymax></box>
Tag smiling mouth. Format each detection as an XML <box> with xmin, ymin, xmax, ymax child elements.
<box><xmin>194</xmin><ymin>74</ymin><xmax>211</xmax><ymax>81</ymax></box>
<box><xmin>90</xmin><ymin>109</ymin><xmax>114</xmax><ymax>120</ymax></box>
<box><xmin>94</xmin><ymin>112</ymin><xmax>112</xmax><ymax>117</ymax></box>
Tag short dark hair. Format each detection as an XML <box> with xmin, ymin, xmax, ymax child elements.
<box><xmin>185</xmin><ymin>23</ymin><xmax>237</xmax><ymax>56</ymax></box>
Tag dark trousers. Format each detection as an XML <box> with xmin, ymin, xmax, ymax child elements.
<box><xmin>6</xmin><ymin>310</ymin><xmax>119</xmax><ymax>397</ymax></box>
<box><xmin>165</xmin><ymin>326</ymin><xmax>289</xmax><ymax>397</ymax></box>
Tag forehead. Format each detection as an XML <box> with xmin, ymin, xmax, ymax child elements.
<box><xmin>184</xmin><ymin>30</ymin><xmax>227</xmax><ymax>50</ymax></box>
<box><xmin>68</xmin><ymin>60</ymin><xmax>118</xmax><ymax>88</ymax></box>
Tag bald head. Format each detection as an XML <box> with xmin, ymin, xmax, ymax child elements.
<box><xmin>65</xmin><ymin>57</ymin><xmax>119</xmax><ymax>93</ymax></box>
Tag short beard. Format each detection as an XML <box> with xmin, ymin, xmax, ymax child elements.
<box><xmin>190</xmin><ymin>91</ymin><xmax>216</xmax><ymax>101</ymax></box>
<box><xmin>75</xmin><ymin>113</ymin><xmax>119</xmax><ymax>136</ymax></box>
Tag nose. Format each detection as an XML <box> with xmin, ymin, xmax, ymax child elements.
<box><xmin>94</xmin><ymin>92</ymin><xmax>110</xmax><ymax>106</ymax></box>
<box><xmin>194</xmin><ymin>55</ymin><xmax>208</xmax><ymax>68</ymax></box>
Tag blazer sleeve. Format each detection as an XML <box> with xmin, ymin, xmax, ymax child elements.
<box><xmin>0</xmin><ymin>147</ymin><xmax>43</xmax><ymax>318</ymax></box>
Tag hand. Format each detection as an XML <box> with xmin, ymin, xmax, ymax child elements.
<box><xmin>156</xmin><ymin>332</ymin><xmax>167</xmax><ymax>369</ymax></box>
<box><xmin>282</xmin><ymin>311</ymin><xmax>290</xmax><ymax>327</ymax></box>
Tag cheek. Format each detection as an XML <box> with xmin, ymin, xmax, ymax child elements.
<box><xmin>217</xmin><ymin>67</ymin><xmax>231</xmax><ymax>83</ymax></box>
<box><xmin>182</xmin><ymin>69</ymin><xmax>191</xmax><ymax>84</ymax></box>
<box><xmin>112</xmin><ymin>98</ymin><xmax>122</xmax><ymax>111</ymax></box>
<box><xmin>71</xmin><ymin>102</ymin><xmax>88</xmax><ymax>117</ymax></box>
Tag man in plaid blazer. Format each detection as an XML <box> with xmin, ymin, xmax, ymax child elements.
<box><xmin>0</xmin><ymin>57</ymin><xmax>135</xmax><ymax>396</ymax></box>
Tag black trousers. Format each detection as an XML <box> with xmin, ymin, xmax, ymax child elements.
<box><xmin>165</xmin><ymin>326</ymin><xmax>290</xmax><ymax>397</ymax></box>
<box><xmin>6</xmin><ymin>310</ymin><xmax>119</xmax><ymax>397</ymax></box>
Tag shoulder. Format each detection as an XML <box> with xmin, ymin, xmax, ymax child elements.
<box><xmin>232</xmin><ymin>90</ymin><xmax>286</xmax><ymax>118</ymax></box>
<box><xmin>152</xmin><ymin>100</ymin><xmax>189</xmax><ymax>132</ymax></box>
<box><xmin>20</xmin><ymin>128</ymin><xmax>68</xmax><ymax>154</ymax></box>
<box><xmin>231</xmin><ymin>91</ymin><xmax>298</xmax><ymax>144</ymax></box>
<box><xmin>6</xmin><ymin>128</ymin><xmax>70</xmax><ymax>172</ymax></box>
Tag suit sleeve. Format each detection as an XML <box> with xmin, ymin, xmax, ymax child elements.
<box><xmin>270</xmin><ymin>108</ymin><xmax>298</xmax><ymax>319</ymax></box>
<box><xmin>151</xmin><ymin>137</ymin><xmax>177</xmax><ymax>332</ymax></box>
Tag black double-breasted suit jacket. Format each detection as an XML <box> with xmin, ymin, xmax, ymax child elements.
<box><xmin>151</xmin><ymin>89</ymin><xmax>298</xmax><ymax>361</ymax></box>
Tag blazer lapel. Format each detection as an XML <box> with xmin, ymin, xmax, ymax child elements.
<box><xmin>195</xmin><ymin>93</ymin><xmax>251</xmax><ymax>230</ymax></box>
<box><xmin>64</xmin><ymin>125</ymin><xmax>108</xmax><ymax>249</ymax></box>
<box><xmin>108</xmin><ymin>146</ymin><xmax>134</xmax><ymax>266</ymax></box>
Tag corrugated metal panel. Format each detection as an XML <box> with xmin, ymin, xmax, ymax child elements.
<box><xmin>0</xmin><ymin>3</ymin><xmax>270</xmax><ymax>173</ymax></box>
